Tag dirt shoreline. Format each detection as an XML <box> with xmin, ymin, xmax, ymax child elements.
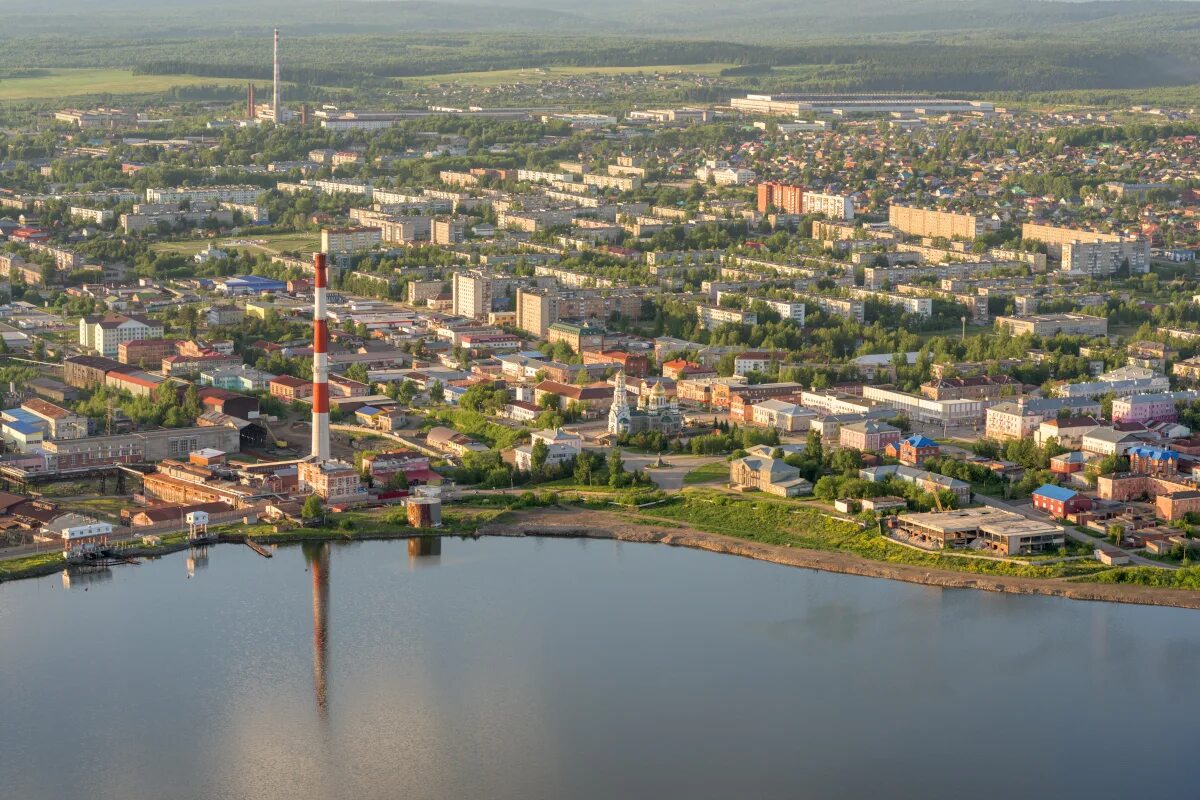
<box><xmin>4</xmin><ymin>509</ymin><xmax>1198</xmax><ymax>608</ymax></box>
<box><xmin>479</xmin><ymin>508</ymin><xmax>1200</xmax><ymax>610</ymax></box>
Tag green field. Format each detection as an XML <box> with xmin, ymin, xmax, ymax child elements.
<box><xmin>403</xmin><ymin>63</ymin><xmax>734</xmax><ymax>88</ymax></box>
<box><xmin>682</xmin><ymin>461</ymin><xmax>730</xmax><ymax>485</ymax></box>
<box><xmin>151</xmin><ymin>232</ymin><xmax>321</xmax><ymax>258</ymax></box>
<box><xmin>0</xmin><ymin>68</ymin><xmax>244</xmax><ymax>102</ymax></box>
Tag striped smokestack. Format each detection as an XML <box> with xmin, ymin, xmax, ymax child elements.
<box><xmin>311</xmin><ymin>252</ymin><xmax>330</xmax><ymax>462</ymax></box>
<box><xmin>272</xmin><ymin>28</ymin><xmax>281</xmax><ymax>123</ymax></box>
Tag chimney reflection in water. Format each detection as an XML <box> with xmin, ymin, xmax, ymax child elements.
<box><xmin>303</xmin><ymin>541</ymin><xmax>330</xmax><ymax>717</ymax></box>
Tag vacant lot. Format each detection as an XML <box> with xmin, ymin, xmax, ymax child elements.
<box><xmin>0</xmin><ymin>69</ymin><xmax>241</xmax><ymax>101</ymax></box>
<box><xmin>151</xmin><ymin>232</ymin><xmax>320</xmax><ymax>257</ymax></box>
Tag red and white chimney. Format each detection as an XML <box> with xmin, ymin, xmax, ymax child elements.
<box><xmin>311</xmin><ymin>252</ymin><xmax>330</xmax><ymax>462</ymax></box>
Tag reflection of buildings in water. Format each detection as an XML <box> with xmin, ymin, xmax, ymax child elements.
<box><xmin>303</xmin><ymin>541</ymin><xmax>330</xmax><ymax>717</ymax></box>
<box><xmin>186</xmin><ymin>545</ymin><xmax>209</xmax><ymax>578</ymax></box>
<box><xmin>61</xmin><ymin>566</ymin><xmax>113</xmax><ymax>589</ymax></box>
<box><xmin>408</xmin><ymin>536</ymin><xmax>442</xmax><ymax>563</ymax></box>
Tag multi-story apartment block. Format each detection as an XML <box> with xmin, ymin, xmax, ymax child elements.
<box><xmin>68</xmin><ymin>206</ymin><xmax>114</xmax><ymax>225</ymax></box>
<box><xmin>757</xmin><ymin>183</ymin><xmax>804</xmax><ymax>215</ymax></box>
<box><xmin>802</xmin><ymin>192</ymin><xmax>854</xmax><ymax>221</ymax></box>
<box><xmin>888</xmin><ymin>205</ymin><xmax>992</xmax><ymax>241</ymax></box>
<box><xmin>79</xmin><ymin>314</ymin><xmax>165</xmax><ymax>358</ymax></box>
<box><xmin>985</xmin><ymin>398</ymin><xmax>1102</xmax><ymax>441</ymax></box>
<box><xmin>144</xmin><ymin>185</ymin><xmax>261</xmax><ymax>205</ymax></box>
<box><xmin>696</xmin><ymin>305</ymin><xmax>758</xmax><ymax>330</ymax></box>
<box><xmin>796</xmin><ymin>294</ymin><xmax>865</xmax><ymax>324</ymax></box>
<box><xmin>431</xmin><ymin>218</ymin><xmax>466</xmax><ymax>245</ymax></box>
<box><xmin>321</xmin><ymin>226</ymin><xmax>381</xmax><ymax>254</ymax></box>
<box><xmin>1021</xmin><ymin>223</ymin><xmax>1150</xmax><ymax>275</ymax></box>
<box><xmin>452</xmin><ymin>271</ymin><xmax>495</xmax><ymax>320</ymax></box>
<box><xmin>756</xmin><ymin>298</ymin><xmax>806</xmax><ymax>325</ymax></box>
<box><xmin>582</xmin><ymin>173</ymin><xmax>641</xmax><ymax>192</ymax></box>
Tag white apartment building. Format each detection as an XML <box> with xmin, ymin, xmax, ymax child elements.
<box><xmin>79</xmin><ymin>314</ymin><xmax>165</xmax><ymax>358</ymax></box>
<box><xmin>757</xmin><ymin>298</ymin><xmax>805</xmax><ymax>324</ymax></box>
<box><xmin>801</xmin><ymin>192</ymin><xmax>854</xmax><ymax>221</ymax></box>
<box><xmin>144</xmin><ymin>185</ymin><xmax>262</xmax><ymax>205</ymax></box>
<box><xmin>696</xmin><ymin>305</ymin><xmax>757</xmax><ymax>330</ymax></box>
<box><xmin>583</xmin><ymin>173</ymin><xmax>641</xmax><ymax>192</ymax></box>
<box><xmin>68</xmin><ymin>206</ymin><xmax>114</xmax><ymax>225</ymax></box>
<box><xmin>452</xmin><ymin>272</ymin><xmax>494</xmax><ymax>320</ymax></box>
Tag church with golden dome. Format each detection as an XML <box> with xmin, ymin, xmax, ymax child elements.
<box><xmin>608</xmin><ymin>371</ymin><xmax>683</xmax><ymax>436</ymax></box>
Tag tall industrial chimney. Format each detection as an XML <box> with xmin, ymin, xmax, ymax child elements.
<box><xmin>272</xmin><ymin>28</ymin><xmax>281</xmax><ymax>123</ymax></box>
<box><xmin>311</xmin><ymin>252</ymin><xmax>330</xmax><ymax>462</ymax></box>
<box><xmin>247</xmin><ymin>83</ymin><xmax>255</xmax><ymax>119</ymax></box>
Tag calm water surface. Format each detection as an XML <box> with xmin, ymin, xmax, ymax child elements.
<box><xmin>1</xmin><ymin>536</ymin><xmax>1197</xmax><ymax>800</ymax></box>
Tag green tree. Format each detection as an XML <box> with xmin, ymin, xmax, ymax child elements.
<box><xmin>302</xmin><ymin>494</ymin><xmax>325</xmax><ymax>521</ymax></box>
<box><xmin>429</xmin><ymin>380</ymin><xmax>445</xmax><ymax>404</ymax></box>
<box><xmin>530</xmin><ymin>439</ymin><xmax>549</xmax><ymax>475</ymax></box>
<box><xmin>607</xmin><ymin>447</ymin><xmax>626</xmax><ymax>487</ymax></box>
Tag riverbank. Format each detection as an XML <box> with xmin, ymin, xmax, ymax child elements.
<box><xmin>478</xmin><ymin>507</ymin><xmax>1200</xmax><ymax>610</ymax></box>
<box><xmin>4</xmin><ymin>504</ymin><xmax>1200</xmax><ymax>608</ymax></box>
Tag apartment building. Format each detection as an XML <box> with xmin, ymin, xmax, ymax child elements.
<box><xmin>792</xmin><ymin>294</ymin><xmax>864</xmax><ymax>324</ymax></box>
<box><xmin>321</xmin><ymin>226</ymin><xmax>381</xmax><ymax>254</ymax></box>
<box><xmin>79</xmin><ymin>314</ymin><xmax>165</xmax><ymax>358</ymax></box>
<box><xmin>583</xmin><ymin>173</ymin><xmax>640</xmax><ymax>192</ymax></box>
<box><xmin>888</xmin><ymin>205</ymin><xmax>992</xmax><ymax>241</ymax></box>
<box><xmin>451</xmin><ymin>272</ymin><xmax>495</xmax><ymax>320</ymax></box>
<box><xmin>757</xmin><ymin>183</ymin><xmax>804</xmax><ymax>215</ymax></box>
<box><xmin>431</xmin><ymin>218</ymin><xmax>466</xmax><ymax>245</ymax></box>
<box><xmin>757</xmin><ymin>298</ymin><xmax>806</xmax><ymax>324</ymax></box>
<box><xmin>802</xmin><ymin>192</ymin><xmax>854</xmax><ymax>221</ymax></box>
<box><xmin>697</xmin><ymin>305</ymin><xmax>757</xmax><ymax>330</ymax></box>
<box><xmin>145</xmin><ymin>185</ymin><xmax>261</xmax><ymax>205</ymax></box>
<box><xmin>68</xmin><ymin>206</ymin><xmax>114</xmax><ymax>225</ymax></box>
<box><xmin>985</xmin><ymin>398</ymin><xmax>1102</xmax><ymax>441</ymax></box>
<box><xmin>1021</xmin><ymin>222</ymin><xmax>1150</xmax><ymax>275</ymax></box>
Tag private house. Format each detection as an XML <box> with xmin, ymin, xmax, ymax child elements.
<box><xmin>1032</xmin><ymin>484</ymin><xmax>1093</xmax><ymax>519</ymax></box>
<box><xmin>885</xmin><ymin>434</ymin><xmax>939</xmax><ymax>466</ymax></box>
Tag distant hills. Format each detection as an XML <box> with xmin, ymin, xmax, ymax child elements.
<box><xmin>14</xmin><ymin>0</ymin><xmax>1200</xmax><ymax>40</ymax></box>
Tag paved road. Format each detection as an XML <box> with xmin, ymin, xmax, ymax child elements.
<box><xmin>975</xmin><ymin>492</ymin><xmax>1175</xmax><ymax>569</ymax></box>
<box><xmin>618</xmin><ymin>453</ymin><xmax>727</xmax><ymax>491</ymax></box>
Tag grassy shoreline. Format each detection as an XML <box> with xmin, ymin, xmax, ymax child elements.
<box><xmin>4</xmin><ymin>494</ymin><xmax>1200</xmax><ymax>604</ymax></box>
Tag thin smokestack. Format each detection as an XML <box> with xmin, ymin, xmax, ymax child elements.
<box><xmin>311</xmin><ymin>252</ymin><xmax>330</xmax><ymax>462</ymax></box>
<box><xmin>272</xmin><ymin>28</ymin><xmax>281</xmax><ymax>124</ymax></box>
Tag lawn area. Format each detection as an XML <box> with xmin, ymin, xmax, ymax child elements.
<box><xmin>0</xmin><ymin>551</ymin><xmax>64</xmax><ymax>580</ymax></box>
<box><xmin>403</xmin><ymin>63</ymin><xmax>733</xmax><ymax>87</ymax></box>
<box><xmin>0</xmin><ymin>69</ymin><xmax>242</xmax><ymax>101</ymax></box>
<box><xmin>637</xmin><ymin>490</ymin><xmax>1111</xmax><ymax>580</ymax></box>
<box><xmin>67</xmin><ymin>497</ymin><xmax>130</xmax><ymax>523</ymax></box>
<box><xmin>682</xmin><ymin>461</ymin><xmax>729</xmax><ymax>485</ymax></box>
<box><xmin>151</xmin><ymin>231</ymin><xmax>320</xmax><ymax>257</ymax></box>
